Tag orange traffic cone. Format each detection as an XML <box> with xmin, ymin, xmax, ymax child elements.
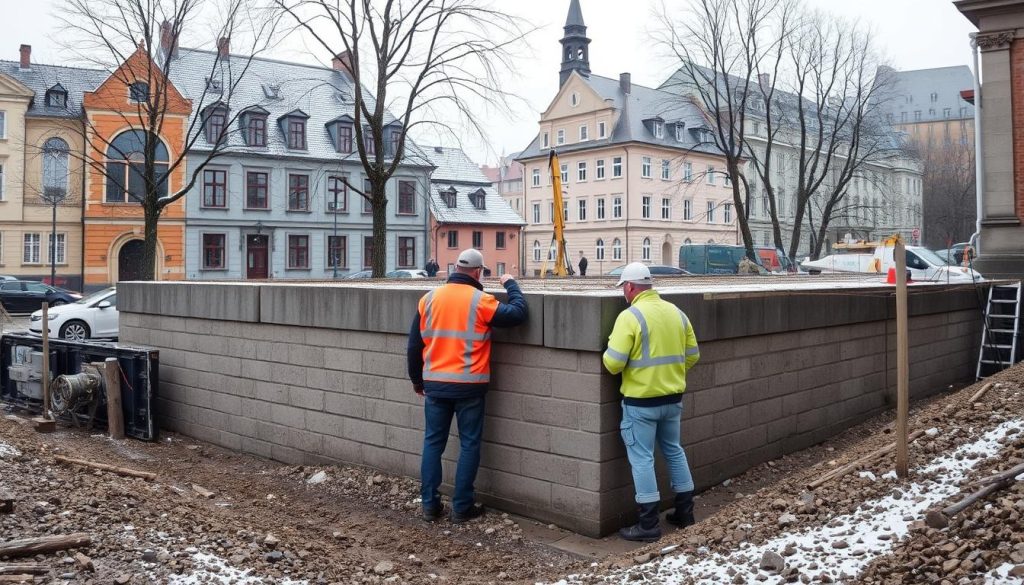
<box><xmin>886</xmin><ymin>267</ymin><xmax>913</xmax><ymax>285</ymax></box>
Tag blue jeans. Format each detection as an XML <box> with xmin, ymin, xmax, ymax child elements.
<box><xmin>620</xmin><ymin>402</ymin><xmax>694</xmax><ymax>504</ymax></box>
<box><xmin>421</xmin><ymin>395</ymin><xmax>486</xmax><ymax>514</ymax></box>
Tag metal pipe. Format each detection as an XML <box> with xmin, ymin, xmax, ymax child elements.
<box><xmin>969</xmin><ymin>32</ymin><xmax>984</xmax><ymax>254</ymax></box>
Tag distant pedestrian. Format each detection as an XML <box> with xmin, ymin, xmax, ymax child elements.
<box><xmin>425</xmin><ymin>258</ymin><xmax>440</xmax><ymax>277</ymax></box>
<box><xmin>578</xmin><ymin>251</ymin><xmax>588</xmax><ymax>277</ymax></box>
<box><xmin>407</xmin><ymin>249</ymin><xmax>528</xmax><ymax>523</ymax></box>
<box><xmin>603</xmin><ymin>263</ymin><xmax>700</xmax><ymax>542</ymax></box>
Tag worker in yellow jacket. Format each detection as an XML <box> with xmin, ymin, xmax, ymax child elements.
<box><xmin>603</xmin><ymin>263</ymin><xmax>701</xmax><ymax>542</ymax></box>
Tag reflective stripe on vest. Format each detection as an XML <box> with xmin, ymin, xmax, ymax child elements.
<box><xmin>625</xmin><ymin>306</ymin><xmax>690</xmax><ymax>367</ymax></box>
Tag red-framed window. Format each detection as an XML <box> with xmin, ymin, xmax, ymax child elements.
<box><xmin>397</xmin><ymin>180</ymin><xmax>415</xmax><ymax>215</ymax></box>
<box><xmin>288</xmin><ymin>234</ymin><xmax>309</xmax><ymax>269</ymax></box>
<box><xmin>288</xmin><ymin>118</ymin><xmax>306</xmax><ymax>150</ymax></box>
<box><xmin>246</xmin><ymin>171</ymin><xmax>268</xmax><ymax>209</ymax></box>
<box><xmin>288</xmin><ymin>174</ymin><xmax>309</xmax><ymax>211</ymax></box>
<box><xmin>398</xmin><ymin>236</ymin><xmax>415</xmax><ymax>268</ymax></box>
<box><xmin>202</xmin><ymin>169</ymin><xmax>227</xmax><ymax>208</ymax></box>
<box><xmin>202</xmin><ymin>234</ymin><xmax>226</xmax><ymax>269</ymax></box>
<box><xmin>327</xmin><ymin>176</ymin><xmax>347</xmax><ymax>212</ymax></box>
<box><xmin>248</xmin><ymin>116</ymin><xmax>267</xmax><ymax>147</ymax></box>
<box><xmin>363</xmin><ymin>236</ymin><xmax>374</xmax><ymax>269</ymax></box>
<box><xmin>327</xmin><ymin>235</ymin><xmax>347</xmax><ymax>268</ymax></box>
<box><xmin>337</xmin><ymin>124</ymin><xmax>353</xmax><ymax>153</ymax></box>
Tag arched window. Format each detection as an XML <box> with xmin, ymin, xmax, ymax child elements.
<box><xmin>105</xmin><ymin>130</ymin><xmax>169</xmax><ymax>203</ymax></box>
<box><xmin>532</xmin><ymin>240</ymin><xmax>541</xmax><ymax>262</ymax></box>
<box><xmin>595</xmin><ymin>238</ymin><xmax>605</xmax><ymax>260</ymax></box>
<box><xmin>642</xmin><ymin>237</ymin><xmax>651</xmax><ymax>261</ymax></box>
<box><xmin>707</xmin><ymin>239</ymin><xmax>716</xmax><ymax>244</ymax></box>
<box><xmin>684</xmin><ymin>238</ymin><xmax>692</xmax><ymax>244</ymax></box>
<box><xmin>612</xmin><ymin>238</ymin><xmax>622</xmax><ymax>260</ymax></box>
<box><xmin>42</xmin><ymin>137</ymin><xmax>69</xmax><ymax>202</ymax></box>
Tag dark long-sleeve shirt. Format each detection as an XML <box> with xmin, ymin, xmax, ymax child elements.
<box><xmin>407</xmin><ymin>273</ymin><xmax>528</xmax><ymax>398</ymax></box>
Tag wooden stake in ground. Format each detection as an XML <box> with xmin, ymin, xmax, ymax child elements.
<box><xmin>102</xmin><ymin>358</ymin><xmax>124</xmax><ymax>440</ymax></box>
<box><xmin>40</xmin><ymin>302</ymin><xmax>50</xmax><ymax>420</ymax></box>
<box><xmin>52</xmin><ymin>455</ymin><xmax>155</xmax><ymax>481</ymax></box>
<box><xmin>0</xmin><ymin>533</ymin><xmax>90</xmax><ymax>558</ymax></box>
<box><xmin>895</xmin><ymin>239</ymin><xmax>909</xmax><ymax>478</ymax></box>
<box><xmin>807</xmin><ymin>430</ymin><xmax>926</xmax><ymax>490</ymax></box>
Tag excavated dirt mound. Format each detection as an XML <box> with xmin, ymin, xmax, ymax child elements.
<box><xmin>2</xmin><ymin>364</ymin><xmax>1024</xmax><ymax>584</ymax></box>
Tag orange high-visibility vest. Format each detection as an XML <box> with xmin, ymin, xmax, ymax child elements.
<box><xmin>419</xmin><ymin>283</ymin><xmax>500</xmax><ymax>384</ymax></box>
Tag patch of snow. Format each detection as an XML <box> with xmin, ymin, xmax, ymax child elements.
<box><xmin>0</xmin><ymin>440</ymin><xmax>20</xmax><ymax>458</ymax></box>
<box><xmin>549</xmin><ymin>419</ymin><xmax>1024</xmax><ymax>585</ymax></box>
<box><xmin>858</xmin><ymin>471</ymin><xmax>877</xmax><ymax>481</ymax></box>
<box><xmin>165</xmin><ymin>552</ymin><xmax>308</xmax><ymax>584</ymax></box>
<box><xmin>306</xmin><ymin>470</ymin><xmax>329</xmax><ymax>485</ymax></box>
<box><xmin>881</xmin><ymin>470</ymin><xmax>898</xmax><ymax>480</ymax></box>
<box><xmin>925</xmin><ymin>428</ymin><xmax>940</xmax><ymax>437</ymax></box>
<box><xmin>986</xmin><ymin>563</ymin><xmax>1020</xmax><ymax>584</ymax></box>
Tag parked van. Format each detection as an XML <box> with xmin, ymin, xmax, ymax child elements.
<box><xmin>755</xmin><ymin>247</ymin><xmax>797</xmax><ymax>273</ymax></box>
<box><xmin>679</xmin><ymin>244</ymin><xmax>761</xmax><ymax>274</ymax></box>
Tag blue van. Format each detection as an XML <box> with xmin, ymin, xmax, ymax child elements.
<box><xmin>679</xmin><ymin>244</ymin><xmax>757</xmax><ymax>274</ymax></box>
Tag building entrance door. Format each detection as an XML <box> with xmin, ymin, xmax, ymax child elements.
<box><xmin>246</xmin><ymin>235</ymin><xmax>269</xmax><ymax>279</ymax></box>
<box><xmin>118</xmin><ymin>239</ymin><xmax>146</xmax><ymax>282</ymax></box>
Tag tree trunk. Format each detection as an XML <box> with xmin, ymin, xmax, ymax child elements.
<box><xmin>370</xmin><ymin>183</ymin><xmax>388</xmax><ymax>278</ymax></box>
<box><xmin>141</xmin><ymin>205</ymin><xmax>160</xmax><ymax>281</ymax></box>
<box><xmin>729</xmin><ymin>161</ymin><xmax>755</xmax><ymax>260</ymax></box>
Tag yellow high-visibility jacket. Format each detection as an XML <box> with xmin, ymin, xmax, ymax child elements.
<box><xmin>602</xmin><ymin>289</ymin><xmax>700</xmax><ymax>400</ymax></box>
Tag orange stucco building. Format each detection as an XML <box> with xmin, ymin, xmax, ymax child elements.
<box><xmin>82</xmin><ymin>47</ymin><xmax>191</xmax><ymax>289</ymax></box>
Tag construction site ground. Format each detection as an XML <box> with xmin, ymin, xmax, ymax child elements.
<box><xmin>1</xmin><ymin>364</ymin><xmax>1024</xmax><ymax>584</ymax></box>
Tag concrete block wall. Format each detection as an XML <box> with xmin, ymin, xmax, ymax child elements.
<box><xmin>119</xmin><ymin>281</ymin><xmax>986</xmax><ymax>536</ymax></box>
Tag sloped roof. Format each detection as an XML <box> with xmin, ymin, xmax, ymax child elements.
<box><xmin>166</xmin><ymin>48</ymin><xmax>431</xmax><ymax>165</ymax></box>
<box><xmin>883</xmin><ymin>66</ymin><xmax>975</xmax><ymax>123</ymax></box>
<box><xmin>426</xmin><ymin>146</ymin><xmax>525</xmax><ymax>226</ymax></box>
<box><xmin>0</xmin><ymin>60</ymin><xmax>108</xmax><ymax>118</ymax></box>
<box><xmin>517</xmin><ymin>73</ymin><xmax>719</xmax><ymax>161</ymax></box>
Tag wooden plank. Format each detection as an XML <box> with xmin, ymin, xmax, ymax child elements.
<box><xmin>52</xmin><ymin>456</ymin><xmax>155</xmax><ymax>481</ymax></box>
<box><xmin>40</xmin><ymin>302</ymin><xmax>50</xmax><ymax>421</ymax></box>
<box><xmin>102</xmin><ymin>358</ymin><xmax>124</xmax><ymax>440</ymax></box>
<box><xmin>0</xmin><ymin>564</ymin><xmax>47</xmax><ymax>575</ymax></box>
<box><xmin>0</xmin><ymin>533</ymin><xmax>90</xmax><ymax>558</ymax></box>
<box><xmin>807</xmin><ymin>430</ymin><xmax>926</xmax><ymax>490</ymax></box>
<box><xmin>895</xmin><ymin>239</ymin><xmax>909</xmax><ymax>479</ymax></box>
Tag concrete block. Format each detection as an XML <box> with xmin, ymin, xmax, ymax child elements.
<box><xmin>491</xmin><ymin>364</ymin><xmax>551</xmax><ymax>396</ymax></box>
<box><xmin>480</xmin><ymin>442</ymin><xmax>523</xmax><ymax>474</ymax></box>
<box><xmin>307</xmin><ymin>369</ymin><xmax>346</xmax><ymax>394</ymax></box>
<box><xmin>692</xmin><ymin>387</ymin><xmax>732</xmax><ymax>416</ymax></box>
<box><xmin>365</xmin><ymin>399</ymin><xmax>412</xmax><ymax>427</ymax></box>
<box><xmin>271</xmin><ymin>405</ymin><xmax>306</xmax><ymax>430</ymax></box>
<box><xmin>210</xmin><ymin>392</ymin><xmax>242</xmax><ymax>416</ymax></box>
<box><xmin>681</xmin><ymin>413</ymin><xmax>714</xmax><ymax>445</ymax></box>
<box><xmin>749</xmin><ymin>397</ymin><xmax>783</xmax><ymax>425</ymax></box>
<box><xmin>523</xmin><ymin>397</ymin><xmax>579</xmax><ymax>429</ymax></box>
<box><xmin>362</xmin><ymin>352</ymin><xmax>407</xmax><ymax>379</ymax></box>
<box><xmin>323</xmin><ymin>435</ymin><xmax>363</xmax><ymax>463</ymax></box>
<box><xmin>544</xmin><ymin>294</ymin><xmax>624</xmax><ymax>352</ymax></box>
<box><xmin>550</xmin><ymin>370</ymin><xmax>608</xmax><ymax>402</ymax></box>
<box><xmin>254</xmin><ymin>382</ymin><xmax>288</xmax><ymax>404</ymax></box>
<box><xmin>344</xmin><ymin>419</ymin><xmax>386</xmax><ymax>447</ymax></box>
<box><xmin>486</xmin><ymin>391</ymin><xmax>522</xmax><ymax>420</ymax></box>
<box><xmin>483</xmin><ymin>418</ymin><xmax>551</xmax><ymax>452</ymax></box>
<box><xmin>305</xmin><ymin>410</ymin><xmax>344</xmax><ymax>438</ymax></box>
<box><xmin>289</xmin><ymin>345</ymin><xmax>325</xmax><ymax>368</ymax></box>
<box><xmin>361</xmin><ymin>444</ymin><xmax>406</xmax><ymax>473</ymax></box>
<box><xmin>731</xmin><ymin>380</ymin><xmax>767</xmax><ymax>406</ymax></box>
<box><xmin>385</xmin><ymin>426</ymin><xmax>423</xmax><ymax>455</ymax></box>
<box><xmin>578</xmin><ymin>401</ymin><xmax>621</xmax><ymax>433</ymax></box>
<box><xmin>289</xmin><ymin>387</ymin><xmax>325</xmax><ymax>411</ymax></box>
<box><xmin>549</xmin><ymin>428</ymin><xmax>602</xmax><ymax>461</ymax></box>
<box><xmin>713</xmin><ymin>406</ymin><xmax>750</xmax><ymax>436</ymax></box>
<box><xmin>325</xmin><ymin>393</ymin><xmax>366</xmax><ymax>418</ymax></box>
<box><xmin>551</xmin><ymin>485</ymin><xmax>600</xmax><ymax>519</ymax></box>
<box><xmin>344</xmin><ymin>373</ymin><xmax>385</xmax><ymax>398</ymax></box>
<box><xmin>270</xmin><ymin>363</ymin><xmax>308</xmax><ymax>387</ymax></box>
<box><xmin>323</xmin><ymin>348</ymin><xmax>363</xmax><ymax>372</ymax></box>
<box><xmin>714</xmin><ymin>359</ymin><xmax>751</xmax><ymax>385</ymax></box>
<box><xmin>485</xmin><ymin>469</ymin><xmax>553</xmax><ymax>508</ymax></box>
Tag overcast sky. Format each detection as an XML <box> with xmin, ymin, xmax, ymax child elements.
<box><xmin>1</xmin><ymin>0</ymin><xmax>978</xmax><ymax>166</ymax></box>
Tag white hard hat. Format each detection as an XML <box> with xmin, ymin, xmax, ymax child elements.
<box><xmin>456</xmin><ymin>248</ymin><xmax>489</xmax><ymax>270</ymax></box>
<box><xmin>616</xmin><ymin>262</ymin><xmax>652</xmax><ymax>287</ymax></box>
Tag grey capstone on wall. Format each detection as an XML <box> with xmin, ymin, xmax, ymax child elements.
<box><xmin>119</xmin><ymin>281</ymin><xmax>983</xmax><ymax>536</ymax></box>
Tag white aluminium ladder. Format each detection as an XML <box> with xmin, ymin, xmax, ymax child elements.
<box><xmin>977</xmin><ymin>281</ymin><xmax>1022</xmax><ymax>380</ymax></box>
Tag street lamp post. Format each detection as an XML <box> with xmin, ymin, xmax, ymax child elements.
<box><xmin>50</xmin><ymin>199</ymin><xmax>57</xmax><ymax>286</ymax></box>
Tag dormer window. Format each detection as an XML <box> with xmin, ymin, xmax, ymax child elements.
<box><xmin>206</xmin><ymin>77</ymin><xmax>222</xmax><ymax>92</ymax></box>
<box><xmin>337</xmin><ymin>123</ymin><xmax>353</xmax><ymax>153</ymax></box>
<box><xmin>653</xmin><ymin>120</ymin><xmax>664</xmax><ymax>139</ymax></box>
<box><xmin>675</xmin><ymin>122</ymin><xmax>685</xmax><ymax>142</ymax></box>
<box><xmin>203</xmin><ymin>105</ymin><xmax>228</xmax><ymax>144</ymax></box>
<box><xmin>280</xmin><ymin>110</ymin><xmax>309</xmax><ymax>150</ymax></box>
<box><xmin>129</xmin><ymin>82</ymin><xmax>149</xmax><ymax>103</ymax></box>
<box><xmin>45</xmin><ymin>84</ymin><xmax>67</xmax><ymax>108</ymax></box>
<box><xmin>262</xmin><ymin>84</ymin><xmax>280</xmax><ymax>99</ymax></box>
<box><xmin>388</xmin><ymin>129</ymin><xmax>402</xmax><ymax>157</ymax></box>
<box><xmin>442</xmin><ymin>187</ymin><xmax>457</xmax><ymax>208</ymax></box>
<box><xmin>247</xmin><ymin>115</ymin><xmax>266</xmax><ymax>146</ymax></box>
<box><xmin>363</xmin><ymin>127</ymin><xmax>375</xmax><ymax>153</ymax></box>
<box><xmin>470</xmin><ymin>189</ymin><xmax>486</xmax><ymax>210</ymax></box>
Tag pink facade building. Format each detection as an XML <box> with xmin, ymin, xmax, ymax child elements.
<box><xmin>427</xmin><ymin>147</ymin><xmax>526</xmax><ymax>277</ymax></box>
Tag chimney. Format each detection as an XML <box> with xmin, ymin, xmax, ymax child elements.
<box><xmin>217</xmin><ymin>37</ymin><xmax>230</xmax><ymax>58</ymax></box>
<box><xmin>332</xmin><ymin>51</ymin><xmax>355</xmax><ymax>75</ymax></box>
<box><xmin>19</xmin><ymin>44</ymin><xmax>30</xmax><ymax>70</ymax></box>
<box><xmin>620</xmin><ymin>72</ymin><xmax>631</xmax><ymax>95</ymax></box>
<box><xmin>160</xmin><ymin>20</ymin><xmax>179</xmax><ymax>59</ymax></box>
<box><xmin>758</xmin><ymin>73</ymin><xmax>770</xmax><ymax>89</ymax></box>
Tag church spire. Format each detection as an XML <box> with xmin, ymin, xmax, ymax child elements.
<box><xmin>559</xmin><ymin>0</ymin><xmax>591</xmax><ymax>86</ymax></box>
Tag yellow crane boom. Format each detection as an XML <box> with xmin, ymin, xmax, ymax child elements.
<box><xmin>542</xmin><ymin>150</ymin><xmax>574</xmax><ymax>278</ymax></box>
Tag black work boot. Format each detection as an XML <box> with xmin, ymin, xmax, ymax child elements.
<box><xmin>665</xmin><ymin>491</ymin><xmax>695</xmax><ymax>528</ymax></box>
<box><xmin>618</xmin><ymin>502</ymin><xmax>662</xmax><ymax>542</ymax></box>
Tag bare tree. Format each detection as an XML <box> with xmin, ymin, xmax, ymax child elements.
<box><xmin>56</xmin><ymin>0</ymin><xmax>274</xmax><ymax>280</ymax></box>
<box><xmin>658</xmin><ymin>0</ymin><xmax>905</xmax><ymax>261</ymax></box>
<box><xmin>274</xmin><ymin>0</ymin><xmax>529</xmax><ymax>277</ymax></box>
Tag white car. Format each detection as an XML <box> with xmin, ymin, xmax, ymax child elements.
<box><xmin>29</xmin><ymin>287</ymin><xmax>119</xmax><ymax>341</ymax></box>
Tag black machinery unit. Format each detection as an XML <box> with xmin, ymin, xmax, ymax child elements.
<box><xmin>0</xmin><ymin>333</ymin><xmax>159</xmax><ymax>441</ymax></box>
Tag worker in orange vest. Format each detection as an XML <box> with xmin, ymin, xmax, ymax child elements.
<box><xmin>407</xmin><ymin>248</ymin><xmax>529</xmax><ymax>523</ymax></box>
